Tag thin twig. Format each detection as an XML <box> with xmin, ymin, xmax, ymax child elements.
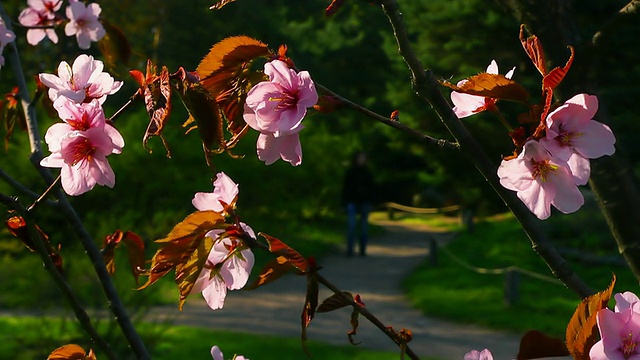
<box><xmin>27</xmin><ymin>174</ymin><xmax>61</xmax><ymax>212</ymax></box>
<box><xmin>378</xmin><ymin>0</ymin><xmax>593</xmax><ymax>298</ymax></box>
<box><xmin>108</xmin><ymin>95</ymin><xmax>139</xmax><ymax>123</ymax></box>
<box><xmin>0</xmin><ymin>194</ymin><xmax>117</xmax><ymax>360</ymax></box>
<box><xmin>316</xmin><ymin>83</ymin><xmax>459</xmax><ymax>152</ymax></box>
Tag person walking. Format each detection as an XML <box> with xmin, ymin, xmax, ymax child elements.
<box><xmin>342</xmin><ymin>151</ymin><xmax>375</xmax><ymax>257</ymax></box>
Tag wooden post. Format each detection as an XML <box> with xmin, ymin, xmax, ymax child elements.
<box><xmin>504</xmin><ymin>269</ymin><xmax>520</xmax><ymax>307</ymax></box>
<box><xmin>428</xmin><ymin>236</ymin><xmax>438</xmax><ymax>266</ymax></box>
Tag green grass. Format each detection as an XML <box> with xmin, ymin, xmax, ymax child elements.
<box><xmin>403</xmin><ymin>212</ymin><xmax>638</xmax><ymax>338</ymax></box>
<box><xmin>0</xmin><ymin>316</ymin><xmax>407</xmax><ymax>360</ymax></box>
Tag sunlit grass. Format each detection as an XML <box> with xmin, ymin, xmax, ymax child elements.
<box><xmin>403</xmin><ymin>212</ymin><xmax>634</xmax><ymax>338</ymax></box>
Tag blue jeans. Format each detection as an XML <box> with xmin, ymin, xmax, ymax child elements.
<box><xmin>346</xmin><ymin>203</ymin><xmax>370</xmax><ymax>256</ymax></box>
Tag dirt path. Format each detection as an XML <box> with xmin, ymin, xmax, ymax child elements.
<box><xmin>148</xmin><ymin>216</ymin><xmax>540</xmax><ymax>360</ymax></box>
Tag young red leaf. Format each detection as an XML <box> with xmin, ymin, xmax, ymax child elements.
<box><xmin>6</xmin><ymin>214</ymin><xmax>63</xmax><ymax>273</ymax></box>
<box><xmin>97</xmin><ymin>19</ymin><xmax>131</xmax><ymax>69</ymax></box>
<box><xmin>317</xmin><ymin>292</ymin><xmax>354</xmax><ymax>313</ymax></box>
<box><xmin>131</xmin><ymin>59</ymin><xmax>173</xmax><ymax>156</ymax></box>
<box><xmin>246</xmin><ymin>255</ymin><xmax>295</xmax><ymax>290</ymax></box>
<box><xmin>441</xmin><ymin>73</ymin><xmax>529</xmax><ymax>104</ymax></box>
<box><xmin>47</xmin><ymin>344</ymin><xmax>95</xmax><ymax>360</ymax></box>
<box><xmin>325</xmin><ymin>0</ymin><xmax>346</xmax><ymax>16</ymax></box>
<box><xmin>348</xmin><ymin>308</ymin><xmax>361</xmax><ymax>345</ymax></box>
<box><xmin>519</xmin><ymin>25</ymin><xmax>547</xmax><ymax>76</ymax></box>
<box><xmin>209</xmin><ymin>0</ymin><xmax>237</xmax><ymax>10</ymax></box>
<box><xmin>542</xmin><ymin>46</ymin><xmax>575</xmax><ymax>90</ymax></box>
<box><xmin>517</xmin><ymin>330</ymin><xmax>570</xmax><ymax>360</ymax></box>
<box><xmin>566</xmin><ymin>274</ymin><xmax>616</xmax><ymax>360</ymax></box>
<box><xmin>259</xmin><ymin>232</ymin><xmax>310</xmax><ymax>272</ymax></box>
<box><xmin>102</xmin><ymin>230</ymin><xmax>146</xmax><ymax>285</ymax></box>
<box><xmin>138</xmin><ymin>211</ymin><xmax>225</xmax><ymax>292</ymax></box>
<box><xmin>2</xmin><ymin>87</ymin><xmax>27</xmax><ymax>152</ymax></box>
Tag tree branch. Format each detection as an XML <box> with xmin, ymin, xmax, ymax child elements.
<box><xmin>0</xmin><ymin>167</ymin><xmax>57</xmax><ymax>206</ymax></box>
<box><xmin>0</xmin><ymin>194</ymin><xmax>116</xmax><ymax>360</ymax></box>
<box><xmin>378</xmin><ymin>0</ymin><xmax>593</xmax><ymax>298</ymax></box>
<box><xmin>315</xmin><ymin>83</ymin><xmax>459</xmax><ymax>152</ymax></box>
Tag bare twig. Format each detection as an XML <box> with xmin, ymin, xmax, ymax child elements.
<box><xmin>108</xmin><ymin>95</ymin><xmax>139</xmax><ymax>123</ymax></box>
<box><xmin>0</xmin><ymin>167</ymin><xmax>57</xmax><ymax>206</ymax></box>
<box><xmin>0</xmin><ymin>194</ymin><xmax>117</xmax><ymax>360</ymax></box>
<box><xmin>27</xmin><ymin>174</ymin><xmax>61</xmax><ymax>212</ymax></box>
<box><xmin>315</xmin><ymin>83</ymin><xmax>459</xmax><ymax>151</ymax></box>
<box><xmin>378</xmin><ymin>0</ymin><xmax>593</xmax><ymax>298</ymax></box>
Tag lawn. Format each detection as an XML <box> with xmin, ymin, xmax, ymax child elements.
<box><xmin>402</xmin><ymin>212</ymin><xmax>637</xmax><ymax>338</ymax></box>
<box><xmin>0</xmin><ymin>316</ymin><xmax>408</xmax><ymax>360</ymax></box>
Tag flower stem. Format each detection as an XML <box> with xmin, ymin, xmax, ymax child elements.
<box><xmin>27</xmin><ymin>174</ymin><xmax>61</xmax><ymax>212</ymax></box>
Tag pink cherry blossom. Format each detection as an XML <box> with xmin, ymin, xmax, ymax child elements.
<box><xmin>40</xmin><ymin>99</ymin><xmax>124</xmax><ymax>196</ymax></box>
<box><xmin>256</xmin><ymin>132</ymin><xmax>302</xmax><ymax>166</ymax></box>
<box><xmin>192</xmin><ymin>172</ymin><xmax>239</xmax><ymax>213</ymax></box>
<box><xmin>540</xmin><ymin>94</ymin><xmax>615</xmax><ymax>185</ymax></box>
<box><xmin>464</xmin><ymin>349</ymin><xmax>493</xmax><ymax>360</ymax></box>
<box><xmin>451</xmin><ymin>60</ymin><xmax>515</xmax><ymax>118</ymax></box>
<box><xmin>0</xmin><ymin>17</ymin><xmax>16</xmax><ymax>66</ymax></box>
<box><xmin>211</xmin><ymin>346</ymin><xmax>248</xmax><ymax>360</ymax></box>
<box><xmin>18</xmin><ymin>0</ymin><xmax>61</xmax><ymax>46</ymax></box>
<box><xmin>39</xmin><ymin>54</ymin><xmax>123</xmax><ymax>103</ymax></box>
<box><xmin>616</xmin><ymin>292</ymin><xmax>640</xmax><ymax>313</ymax></box>
<box><xmin>64</xmin><ymin>1</ymin><xmax>105</xmax><ymax>49</ymax></box>
<box><xmin>193</xmin><ymin>224</ymin><xmax>255</xmax><ymax>311</ymax></box>
<box><xmin>243</xmin><ymin>59</ymin><xmax>317</xmax><ymax>166</ymax></box>
<box><xmin>498</xmin><ymin>140</ymin><xmax>584</xmax><ymax>220</ymax></box>
<box><xmin>591</xmin><ymin>308</ymin><xmax>640</xmax><ymax>360</ymax></box>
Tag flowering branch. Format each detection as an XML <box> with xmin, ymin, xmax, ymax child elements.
<box><xmin>0</xmin><ymin>194</ymin><xmax>117</xmax><ymax>360</ymax></box>
<box><xmin>377</xmin><ymin>0</ymin><xmax>593</xmax><ymax>298</ymax></box>
<box><xmin>315</xmin><ymin>83</ymin><xmax>459</xmax><ymax>152</ymax></box>
<box><xmin>0</xmin><ymin>6</ymin><xmax>151</xmax><ymax>358</ymax></box>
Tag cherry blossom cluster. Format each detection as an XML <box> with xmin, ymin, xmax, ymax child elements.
<box><xmin>450</xmin><ymin>60</ymin><xmax>616</xmax><ymax>220</ymax></box>
<box><xmin>192</xmin><ymin>172</ymin><xmax>255</xmax><ymax>310</ymax></box>
<box><xmin>19</xmin><ymin>0</ymin><xmax>105</xmax><ymax>49</ymax></box>
<box><xmin>0</xmin><ymin>16</ymin><xmax>16</xmax><ymax>68</ymax></box>
<box><xmin>243</xmin><ymin>59</ymin><xmax>318</xmax><ymax>166</ymax></box>
<box><xmin>211</xmin><ymin>345</ymin><xmax>248</xmax><ymax>360</ymax></box>
<box><xmin>39</xmin><ymin>54</ymin><xmax>124</xmax><ymax>196</ymax></box>
<box><xmin>591</xmin><ymin>291</ymin><xmax>640</xmax><ymax>359</ymax></box>
<box><xmin>498</xmin><ymin>94</ymin><xmax>615</xmax><ymax>219</ymax></box>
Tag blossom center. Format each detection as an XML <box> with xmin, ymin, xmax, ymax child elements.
<box><xmin>556</xmin><ymin>128</ymin><xmax>583</xmax><ymax>147</ymax></box>
<box><xmin>269</xmin><ymin>87</ymin><xmax>299</xmax><ymax>111</ymax></box>
<box><xmin>622</xmin><ymin>332</ymin><xmax>638</xmax><ymax>358</ymax></box>
<box><xmin>530</xmin><ymin>159</ymin><xmax>558</xmax><ymax>182</ymax></box>
<box><xmin>66</xmin><ymin>112</ymin><xmax>91</xmax><ymax>131</ymax></box>
<box><xmin>68</xmin><ymin>138</ymin><xmax>96</xmax><ymax>165</ymax></box>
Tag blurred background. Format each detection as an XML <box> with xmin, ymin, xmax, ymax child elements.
<box><xmin>0</xmin><ymin>0</ymin><xmax>638</xmax><ymax>358</ymax></box>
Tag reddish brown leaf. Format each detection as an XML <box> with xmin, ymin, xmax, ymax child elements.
<box><xmin>138</xmin><ymin>211</ymin><xmax>225</xmax><ymax>294</ymax></box>
<box><xmin>175</xmin><ymin>232</ymin><xmax>216</xmax><ymax>310</ymax></box>
<box><xmin>566</xmin><ymin>275</ymin><xmax>616</xmax><ymax>360</ymax></box>
<box><xmin>246</xmin><ymin>256</ymin><xmax>295</xmax><ymax>290</ymax></box>
<box><xmin>441</xmin><ymin>73</ymin><xmax>529</xmax><ymax>104</ymax></box>
<box><xmin>47</xmin><ymin>344</ymin><xmax>92</xmax><ymax>360</ymax></box>
<box><xmin>102</xmin><ymin>230</ymin><xmax>146</xmax><ymax>285</ymax></box>
<box><xmin>131</xmin><ymin>59</ymin><xmax>173</xmax><ymax>156</ymax></box>
<box><xmin>519</xmin><ymin>25</ymin><xmax>547</xmax><ymax>76</ymax></box>
<box><xmin>209</xmin><ymin>0</ymin><xmax>237</xmax><ymax>9</ymax></box>
<box><xmin>517</xmin><ymin>330</ymin><xmax>570</xmax><ymax>360</ymax></box>
<box><xmin>2</xmin><ymin>87</ymin><xmax>26</xmax><ymax>152</ymax></box>
<box><xmin>97</xmin><ymin>19</ymin><xmax>132</xmax><ymax>69</ymax></box>
<box><xmin>196</xmin><ymin>36</ymin><xmax>270</xmax><ymax>80</ymax></box>
<box><xmin>348</xmin><ymin>308</ymin><xmax>361</xmax><ymax>345</ymax></box>
<box><xmin>301</xmin><ymin>261</ymin><xmax>319</xmax><ymax>355</ymax></box>
<box><xmin>260</xmin><ymin>232</ymin><xmax>309</xmax><ymax>272</ymax></box>
<box><xmin>543</xmin><ymin>46</ymin><xmax>574</xmax><ymax>90</ymax></box>
<box><xmin>317</xmin><ymin>292</ymin><xmax>354</xmax><ymax>313</ymax></box>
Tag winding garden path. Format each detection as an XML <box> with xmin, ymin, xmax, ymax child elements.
<box><xmin>148</xmin><ymin>215</ymin><xmax>543</xmax><ymax>360</ymax></box>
